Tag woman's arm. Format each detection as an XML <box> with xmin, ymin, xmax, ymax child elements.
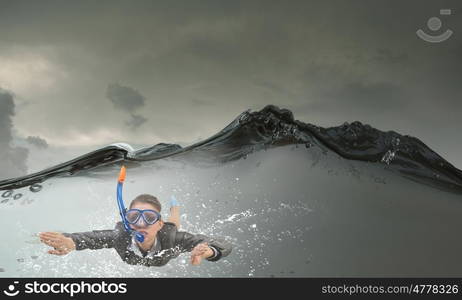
<box><xmin>39</xmin><ymin>225</ymin><xmax>121</xmax><ymax>255</ymax></box>
<box><xmin>62</xmin><ymin>229</ymin><xmax>119</xmax><ymax>250</ymax></box>
<box><xmin>174</xmin><ymin>231</ymin><xmax>233</xmax><ymax>265</ymax></box>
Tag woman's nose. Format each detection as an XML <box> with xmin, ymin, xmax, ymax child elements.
<box><xmin>135</xmin><ymin>217</ymin><xmax>147</xmax><ymax>227</ymax></box>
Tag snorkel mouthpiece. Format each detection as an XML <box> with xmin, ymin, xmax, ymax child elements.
<box><xmin>117</xmin><ymin>165</ymin><xmax>145</xmax><ymax>243</ymax></box>
<box><xmin>118</xmin><ymin>165</ymin><xmax>126</xmax><ymax>183</ymax></box>
<box><xmin>135</xmin><ymin>232</ymin><xmax>145</xmax><ymax>243</ymax></box>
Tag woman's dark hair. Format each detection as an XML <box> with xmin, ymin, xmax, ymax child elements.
<box><xmin>129</xmin><ymin>194</ymin><xmax>162</xmax><ymax>212</ymax></box>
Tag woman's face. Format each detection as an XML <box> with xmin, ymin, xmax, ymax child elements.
<box><xmin>129</xmin><ymin>202</ymin><xmax>163</xmax><ymax>247</ymax></box>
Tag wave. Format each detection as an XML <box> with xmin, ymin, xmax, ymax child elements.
<box><xmin>1</xmin><ymin>105</ymin><xmax>462</xmax><ymax>194</ymax></box>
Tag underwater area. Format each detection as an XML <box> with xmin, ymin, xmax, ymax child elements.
<box><xmin>1</xmin><ymin>105</ymin><xmax>462</xmax><ymax>277</ymax></box>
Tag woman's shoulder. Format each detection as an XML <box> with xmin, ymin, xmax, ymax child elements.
<box><xmin>161</xmin><ymin>221</ymin><xmax>178</xmax><ymax>232</ymax></box>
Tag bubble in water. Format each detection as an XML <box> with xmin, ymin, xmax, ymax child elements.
<box><xmin>30</xmin><ymin>184</ymin><xmax>43</xmax><ymax>193</ymax></box>
<box><xmin>2</xmin><ymin>190</ymin><xmax>13</xmax><ymax>198</ymax></box>
<box><xmin>33</xmin><ymin>264</ymin><xmax>41</xmax><ymax>272</ymax></box>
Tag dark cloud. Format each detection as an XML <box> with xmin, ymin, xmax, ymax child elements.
<box><xmin>26</xmin><ymin>136</ymin><xmax>49</xmax><ymax>149</ymax></box>
<box><xmin>106</xmin><ymin>83</ymin><xmax>146</xmax><ymax>112</ymax></box>
<box><xmin>106</xmin><ymin>83</ymin><xmax>148</xmax><ymax>131</ymax></box>
<box><xmin>0</xmin><ymin>88</ymin><xmax>28</xmax><ymax>180</ymax></box>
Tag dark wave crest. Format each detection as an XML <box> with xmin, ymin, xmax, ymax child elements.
<box><xmin>1</xmin><ymin>105</ymin><xmax>462</xmax><ymax>194</ymax></box>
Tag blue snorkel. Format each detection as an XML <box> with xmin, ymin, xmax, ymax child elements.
<box><xmin>117</xmin><ymin>166</ymin><xmax>145</xmax><ymax>243</ymax></box>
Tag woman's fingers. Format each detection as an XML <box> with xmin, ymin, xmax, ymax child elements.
<box><xmin>39</xmin><ymin>232</ymin><xmax>61</xmax><ymax>238</ymax></box>
<box><xmin>38</xmin><ymin>232</ymin><xmax>73</xmax><ymax>256</ymax></box>
<box><xmin>48</xmin><ymin>249</ymin><xmax>59</xmax><ymax>255</ymax></box>
<box><xmin>194</xmin><ymin>243</ymin><xmax>208</xmax><ymax>250</ymax></box>
<box><xmin>39</xmin><ymin>232</ymin><xmax>63</xmax><ymax>239</ymax></box>
<box><xmin>41</xmin><ymin>233</ymin><xmax>68</xmax><ymax>241</ymax></box>
<box><xmin>191</xmin><ymin>246</ymin><xmax>205</xmax><ymax>256</ymax></box>
<box><xmin>41</xmin><ymin>239</ymin><xmax>61</xmax><ymax>248</ymax></box>
<box><xmin>39</xmin><ymin>234</ymin><xmax>59</xmax><ymax>241</ymax></box>
<box><xmin>39</xmin><ymin>235</ymin><xmax>57</xmax><ymax>244</ymax></box>
<box><xmin>190</xmin><ymin>254</ymin><xmax>202</xmax><ymax>266</ymax></box>
<box><xmin>48</xmin><ymin>249</ymin><xmax>66</xmax><ymax>256</ymax></box>
<box><xmin>193</xmin><ymin>244</ymin><xmax>209</xmax><ymax>254</ymax></box>
<box><xmin>191</xmin><ymin>248</ymin><xmax>204</xmax><ymax>256</ymax></box>
<box><xmin>39</xmin><ymin>233</ymin><xmax>66</xmax><ymax>248</ymax></box>
<box><xmin>39</xmin><ymin>235</ymin><xmax>59</xmax><ymax>243</ymax></box>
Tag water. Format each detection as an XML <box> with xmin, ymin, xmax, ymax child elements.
<box><xmin>1</xmin><ymin>105</ymin><xmax>461</xmax><ymax>277</ymax></box>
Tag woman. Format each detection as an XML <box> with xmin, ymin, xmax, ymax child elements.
<box><xmin>39</xmin><ymin>194</ymin><xmax>232</xmax><ymax>267</ymax></box>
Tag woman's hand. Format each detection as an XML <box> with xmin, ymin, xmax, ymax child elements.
<box><xmin>190</xmin><ymin>243</ymin><xmax>214</xmax><ymax>266</ymax></box>
<box><xmin>39</xmin><ymin>232</ymin><xmax>76</xmax><ymax>255</ymax></box>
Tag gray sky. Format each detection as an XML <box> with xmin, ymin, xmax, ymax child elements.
<box><xmin>1</xmin><ymin>0</ymin><xmax>461</xmax><ymax>176</ymax></box>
